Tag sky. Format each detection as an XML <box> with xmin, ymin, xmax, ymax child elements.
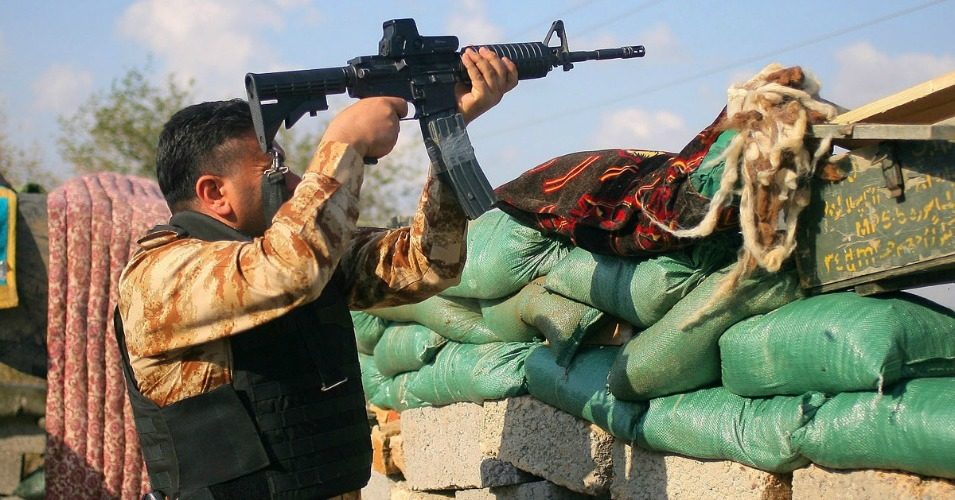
<box><xmin>1</xmin><ymin>0</ymin><xmax>954</xmax><ymax>304</ymax></box>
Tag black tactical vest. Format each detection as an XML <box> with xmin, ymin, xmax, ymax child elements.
<box><xmin>115</xmin><ymin>211</ymin><xmax>371</xmax><ymax>499</ymax></box>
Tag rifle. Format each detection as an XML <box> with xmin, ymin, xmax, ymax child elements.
<box><xmin>246</xmin><ymin>19</ymin><xmax>644</xmax><ymax>219</ymax></box>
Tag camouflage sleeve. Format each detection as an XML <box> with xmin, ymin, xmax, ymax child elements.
<box><xmin>119</xmin><ymin>140</ymin><xmax>365</xmax><ymax>357</ymax></box>
<box><xmin>339</xmin><ymin>174</ymin><xmax>468</xmax><ymax>310</ymax></box>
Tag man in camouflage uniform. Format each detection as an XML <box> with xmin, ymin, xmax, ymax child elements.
<box><xmin>116</xmin><ymin>47</ymin><xmax>517</xmax><ymax>499</ymax></box>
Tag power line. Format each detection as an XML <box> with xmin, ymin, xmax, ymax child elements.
<box><xmin>479</xmin><ymin>0</ymin><xmax>951</xmax><ymax>139</ymax></box>
<box><xmin>509</xmin><ymin>0</ymin><xmax>603</xmax><ymax>39</ymax></box>
<box><xmin>573</xmin><ymin>0</ymin><xmax>667</xmax><ymax>38</ymax></box>
<box><xmin>508</xmin><ymin>0</ymin><xmax>666</xmax><ymax>42</ymax></box>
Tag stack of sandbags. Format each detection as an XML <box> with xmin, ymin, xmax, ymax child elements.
<box><xmin>524</xmin><ymin>260</ymin><xmax>812</xmax><ymax>474</ymax></box>
<box><xmin>607</xmin><ymin>264</ymin><xmax>804</xmax><ymax>400</ymax></box>
<box><xmin>524</xmin><ymin>345</ymin><xmax>646</xmax><ymax>442</ymax></box>
<box><xmin>718</xmin><ymin>292</ymin><xmax>955</xmax><ymax>478</ymax></box>
<box><xmin>613</xmin><ymin>289</ymin><xmax>955</xmax><ymax>479</ymax></box>
<box><xmin>719</xmin><ymin>292</ymin><xmax>955</xmax><ymax>396</ymax></box>
<box><xmin>356</xmin><ymin>204</ymin><xmax>955</xmax><ymax>483</ymax></box>
<box><xmin>439</xmin><ymin>210</ymin><xmax>572</xmax><ymax>300</ymax></box>
<box><xmin>355</xmin><ymin>210</ymin><xmax>571</xmax><ymax>410</ymax></box>
<box><xmin>356</xmin><ymin>210</ymin><xmax>745</xmax><ymax>412</ymax></box>
<box><xmin>357</xmin><ymin>210</ymin><xmax>754</xmax><ymax>414</ymax></box>
<box><xmin>793</xmin><ymin>377</ymin><xmax>955</xmax><ymax>479</ymax></box>
<box><xmin>46</xmin><ymin>173</ymin><xmax>168</xmax><ymax>499</ymax></box>
<box><xmin>636</xmin><ymin>386</ymin><xmax>825</xmax><ymax>473</ymax></box>
<box><xmin>541</xmin><ymin>231</ymin><xmax>739</xmax><ymax>366</ymax></box>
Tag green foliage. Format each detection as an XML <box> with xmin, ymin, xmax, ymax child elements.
<box><xmin>357</xmin><ymin>136</ymin><xmax>427</xmax><ymax>227</ymax></box>
<box><xmin>0</xmin><ymin>111</ymin><xmax>58</xmax><ymax>191</ymax></box>
<box><xmin>57</xmin><ymin>67</ymin><xmax>192</xmax><ymax>178</ymax></box>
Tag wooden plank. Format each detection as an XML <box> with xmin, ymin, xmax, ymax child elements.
<box><xmin>830</xmin><ymin>71</ymin><xmax>955</xmax><ymax>125</ymax></box>
<box><xmin>371</xmin><ymin>421</ymin><xmax>403</xmax><ymax>476</ymax></box>
<box><xmin>811</xmin><ymin>123</ymin><xmax>955</xmax><ymax>141</ymax></box>
<box><xmin>853</xmin><ymin>264</ymin><xmax>955</xmax><ymax>295</ymax></box>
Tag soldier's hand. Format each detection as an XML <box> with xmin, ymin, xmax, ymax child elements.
<box><xmin>324</xmin><ymin>97</ymin><xmax>409</xmax><ymax>159</ymax></box>
<box><xmin>457</xmin><ymin>47</ymin><xmax>519</xmax><ymax>124</ymax></box>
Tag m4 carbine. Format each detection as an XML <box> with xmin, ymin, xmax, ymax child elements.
<box><xmin>246</xmin><ymin>19</ymin><xmax>644</xmax><ymax>219</ymax></box>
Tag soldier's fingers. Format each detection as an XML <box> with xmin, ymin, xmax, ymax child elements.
<box><xmin>461</xmin><ymin>48</ymin><xmax>487</xmax><ymax>93</ymax></box>
<box><xmin>474</xmin><ymin>47</ymin><xmax>509</xmax><ymax>93</ymax></box>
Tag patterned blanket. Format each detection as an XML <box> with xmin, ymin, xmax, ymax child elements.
<box><xmin>494</xmin><ymin>112</ymin><xmax>738</xmax><ymax>256</ymax></box>
<box><xmin>46</xmin><ymin>173</ymin><xmax>169</xmax><ymax>499</ymax></box>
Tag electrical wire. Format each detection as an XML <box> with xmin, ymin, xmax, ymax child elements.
<box><xmin>479</xmin><ymin>0</ymin><xmax>951</xmax><ymax>139</ymax></box>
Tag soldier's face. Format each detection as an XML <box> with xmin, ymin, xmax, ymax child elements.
<box><xmin>225</xmin><ymin>134</ymin><xmax>301</xmax><ymax>237</ymax></box>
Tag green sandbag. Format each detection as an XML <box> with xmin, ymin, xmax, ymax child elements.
<box><xmin>352</xmin><ymin>310</ymin><xmax>389</xmax><ymax>355</ymax></box>
<box><xmin>638</xmin><ymin>386</ymin><xmax>825</xmax><ymax>472</ymax></box>
<box><xmin>544</xmin><ymin>233</ymin><xmax>738</xmax><ymax>329</ymax></box>
<box><xmin>478</xmin><ymin>283</ymin><xmax>543</xmax><ymax>343</ymax></box>
<box><xmin>442</xmin><ymin>210</ymin><xmax>571</xmax><ymax>300</ymax></box>
<box><xmin>369</xmin><ymin>372</ymin><xmax>430</xmax><ymax>411</ymax></box>
<box><xmin>369</xmin><ymin>295</ymin><xmax>509</xmax><ymax>343</ymax></box>
<box><xmin>520</xmin><ymin>279</ymin><xmax>611</xmax><ymax>367</ymax></box>
<box><xmin>526</xmin><ymin>345</ymin><xmax>647</xmax><ymax>441</ymax></box>
<box><xmin>720</xmin><ymin>292</ymin><xmax>955</xmax><ymax>396</ymax></box>
<box><xmin>609</xmin><ymin>266</ymin><xmax>803</xmax><ymax>401</ymax></box>
<box><xmin>690</xmin><ymin>129</ymin><xmax>735</xmax><ymax>198</ymax></box>
<box><xmin>358</xmin><ymin>352</ymin><xmax>387</xmax><ymax>401</ymax></box>
<box><xmin>793</xmin><ymin>378</ymin><xmax>955</xmax><ymax>479</ymax></box>
<box><xmin>373</xmin><ymin>323</ymin><xmax>447</xmax><ymax>377</ymax></box>
<box><xmin>408</xmin><ymin>342</ymin><xmax>537</xmax><ymax>405</ymax></box>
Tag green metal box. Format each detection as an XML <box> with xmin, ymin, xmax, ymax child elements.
<box><xmin>795</xmin><ymin>138</ymin><xmax>955</xmax><ymax>294</ymax></box>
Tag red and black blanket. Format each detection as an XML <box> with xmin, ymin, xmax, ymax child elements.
<box><xmin>494</xmin><ymin>112</ymin><xmax>738</xmax><ymax>256</ymax></box>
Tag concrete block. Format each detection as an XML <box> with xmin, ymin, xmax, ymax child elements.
<box><xmin>391</xmin><ymin>434</ymin><xmax>406</xmax><ymax>474</ymax></box>
<box><xmin>390</xmin><ymin>480</ymin><xmax>456</xmax><ymax>500</ymax></box>
<box><xmin>455</xmin><ymin>481</ymin><xmax>591</xmax><ymax>499</ymax></box>
<box><xmin>611</xmin><ymin>442</ymin><xmax>791</xmax><ymax>500</ymax></box>
<box><xmin>363</xmin><ymin>471</ymin><xmax>398</xmax><ymax>500</ymax></box>
<box><xmin>0</xmin><ymin>366</ymin><xmax>46</xmax><ymax>417</ymax></box>
<box><xmin>401</xmin><ymin>401</ymin><xmax>536</xmax><ymax>491</ymax></box>
<box><xmin>792</xmin><ymin>464</ymin><xmax>955</xmax><ymax>500</ymax></box>
<box><xmin>362</xmin><ymin>472</ymin><xmax>455</xmax><ymax>500</ymax></box>
<box><xmin>496</xmin><ymin>396</ymin><xmax>615</xmax><ymax>497</ymax></box>
<box><xmin>0</xmin><ymin>451</ymin><xmax>22</xmax><ymax>495</ymax></box>
<box><xmin>0</xmin><ymin>416</ymin><xmax>44</xmax><ymax>469</ymax></box>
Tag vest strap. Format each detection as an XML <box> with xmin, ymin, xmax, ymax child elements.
<box><xmin>268</xmin><ymin>451</ymin><xmax>372</xmax><ymax>494</ymax></box>
<box><xmin>255</xmin><ymin>392</ymin><xmax>365</xmax><ymax>432</ymax></box>
<box><xmin>268</xmin><ymin>422</ymin><xmax>369</xmax><ymax>460</ymax></box>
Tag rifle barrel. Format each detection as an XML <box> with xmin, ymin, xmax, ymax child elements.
<box><xmin>566</xmin><ymin>45</ymin><xmax>645</xmax><ymax>62</ymax></box>
<box><xmin>465</xmin><ymin>42</ymin><xmax>645</xmax><ymax>80</ymax></box>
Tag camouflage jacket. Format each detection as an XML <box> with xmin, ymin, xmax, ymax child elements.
<box><xmin>118</xmin><ymin>140</ymin><xmax>467</xmax><ymax>406</ymax></box>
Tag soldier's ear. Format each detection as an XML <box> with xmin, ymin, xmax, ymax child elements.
<box><xmin>195</xmin><ymin>175</ymin><xmax>234</xmax><ymax>218</ymax></box>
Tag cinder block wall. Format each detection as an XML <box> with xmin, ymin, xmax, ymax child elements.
<box><xmin>364</xmin><ymin>396</ymin><xmax>955</xmax><ymax>500</ymax></box>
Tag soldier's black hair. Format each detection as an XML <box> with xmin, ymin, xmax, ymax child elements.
<box><xmin>156</xmin><ymin>99</ymin><xmax>254</xmax><ymax>211</ymax></box>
